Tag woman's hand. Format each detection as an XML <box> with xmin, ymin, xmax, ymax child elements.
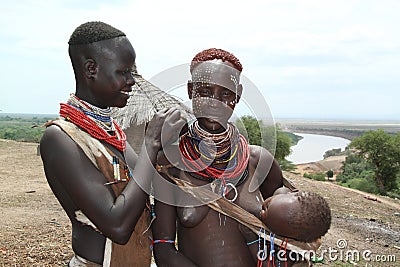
<box><xmin>145</xmin><ymin>107</ymin><xmax>186</xmax><ymax>150</ymax></box>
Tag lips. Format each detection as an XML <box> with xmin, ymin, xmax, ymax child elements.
<box><xmin>120</xmin><ymin>87</ymin><xmax>132</xmax><ymax>98</ymax></box>
<box><xmin>203</xmin><ymin>112</ymin><xmax>230</xmax><ymax>121</ymax></box>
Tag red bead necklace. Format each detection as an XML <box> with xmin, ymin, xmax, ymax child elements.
<box><xmin>59</xmin><ymin>102</ymin><xmax>126</xmax><ymax>151</ymax></box>
<box><xmin>179</xmin><ymin>122</ymin><xmax>249</xmax><ymax>180</ymax></box>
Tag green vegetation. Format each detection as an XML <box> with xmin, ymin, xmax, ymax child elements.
<box><xmin>337</xmin><ymin>129</ymin><xmax>400</xmax><ymax>197</ymax></box>
<box><xmin>284</xmin><ymin>131</ymin><xmax>303</xmax><ymax>146</ymax></box>
<box><xmin>235</xmin><ymin>115</ymin><xmax>296</xmax><ymax>170</ymax></box>
<box><xmin>303</xmin><ymin>172</ymin><xmax>326</xmax><ymax>181</ymax></box>
<box><xmin>236</xmin><ymin>121</ymin><xmax>400</xmax><ymax>198</ymax></box>
<box><xmin>325</xmin><ymin>170</ymin><xmax>334</xmax><ymax>180</ymax></box>
<box><xmin>350</xmin><ymin>129</ymin><xmax>400</xmax><ymax>194</ymax></box>
<box><xmin>323</xmin><ymin>147</ymin><xmax>349</xmax><ymax>159</ymax></box>
<box><xmin>235</xmin><ymin>115</ymin><xmax>262</xmax><ymax>146</ymax></box>
<box><xmin>0</xmin><ymin>115</ymin><xmax>56</xmax><ymax>143</ymax></box>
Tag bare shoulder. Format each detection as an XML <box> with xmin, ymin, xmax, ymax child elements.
<box><xmin>39</xmin><ymin>124</ymin><xmax>101</xmax><ymax>186</ymax></box>
<box><xmin>40</xmin><ymin>124</ymin><xmax>80</xmax><ymax>160</ymax></box>
<box><xmin>248</xmin><ymin>145</ymin><xmax>283</xmax><ymax>197</ymax></box>
<box><xmin>248</xmin><ymin>145</ymin><xmax>276</xmax><ymax>179</ymax></box>
<box><xmin>249</xmin><ymin>145</ymin><xmax>274</xmax><ymax>162</ymax></box>
<box><xmin>41</xmin><ymin>123</ymin><xmax>65</xmax><ymax>141</ymax></box>
<box><xmin>41</xmin><ymin>125</ymin><xmax>71</xmax><ymax>153</ymax></box>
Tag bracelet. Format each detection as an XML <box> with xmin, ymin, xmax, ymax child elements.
<box><xmin>246</xmin><ymin>239</ymin><xmax>258</xmax><ymax>246</ymax></box>
<box><xmin>152</xmin><ymin>239</ymin><xmax>175</xmax><ymax>245</ymax></box>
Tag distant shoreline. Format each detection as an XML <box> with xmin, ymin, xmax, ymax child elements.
<box><xmin>275</xmin><ymin>116</ymin><xmax>400</xmax><ymax>123</ymax></box>
<box><xmin>2</xmin><ymin>114</ymin><xmax>400</xmax><ymax>123</ymax></box>
<box><xmin>0</xmin><ymin>113</ymin><xmax>58</xmax><ymax>118</ymax></box>
<box><xmin>285</xmin><ymin>128</ymin><xmax>360</xmax><ymax>140</ymax></box>
<box><xmin>277</xmin><ymin>118</ymin><xmax>400</xmax><ymax>140</ymax></box>
<box><xmin>1</xmin><ymin>113</ymin><xmax>399</xmax><ymax>141</ymax></box>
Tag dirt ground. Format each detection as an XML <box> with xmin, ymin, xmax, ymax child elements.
<box><xmin>1</xmin><ymin>139</ymin><xmax>399</xmax><ymax>266</ymax></box>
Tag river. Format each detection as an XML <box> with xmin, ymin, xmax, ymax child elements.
<box><xmin>286</xmin><ymin>133</ymin><xmax>351</xmax><ymax>164</ymax></box>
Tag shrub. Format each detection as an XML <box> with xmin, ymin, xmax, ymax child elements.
<box><xmin>279</xmin><ymin>159</ymin><xmax>296</xmax><ymax>171</ymax></box>
<box><xmin>303</xmin><ymin>172</ymin><xmax>326</xmax><ymax>181</ymax></box>
<box><xmin>343</xmin><ymin>177</ymin><xmax>379</xmax><ymax>194</ymax></box>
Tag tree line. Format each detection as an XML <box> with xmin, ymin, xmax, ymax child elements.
<box><xmin>236</xmin><ymin>115</ymin><xmax>400</xmax><ymax>198</ymax></box>
<box><xmin>338</xmin><ymin>129</ymin><xmax>400</xmax><ymax>197</ymax></box>
<box><xmin>0</xmin><ymin>115</ymin><xmax>55</xmax><ymax>143</ymax></box>
<box><xmin>234</xmin><ymin>115</ymin><xmax>294</xmax><ymax>170</ymax></box>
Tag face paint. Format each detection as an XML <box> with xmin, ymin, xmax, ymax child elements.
<box><xmin>189</xmin><ymin>60</ymin><xmax>242</xmax><ymax>133</ymax></box>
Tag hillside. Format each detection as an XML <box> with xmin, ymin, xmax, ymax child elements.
<box><xmin>295</xmin><ymin>155</ymin><xmax>346</xmax><ymax>179</ymax></box>
<box><xmin>0</xmin><ymin>140</ymin><xmax>399</xmax><ymax>266</ymax></box>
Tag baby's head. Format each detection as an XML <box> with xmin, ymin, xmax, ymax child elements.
<box><xmin>261</xmin><ymin>191</ymin><xmax>331</xmax><ymax>242</ymax></box>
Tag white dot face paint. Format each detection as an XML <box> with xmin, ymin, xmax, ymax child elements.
<box><xmin>190</xmin><ymin>61</ymin><xmax>241</xmax><ymax>129</ymax></box>
<box><xmin>191</xmin><ymin>60</ymin><xmax>240</xmax><ymax>94</ymax></box>
<box><xmin>125</xmin><ymin>62</ymin><xmax>276</xmax><ymax>207</ymax></box>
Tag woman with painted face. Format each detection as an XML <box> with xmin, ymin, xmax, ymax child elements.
<box><xmin>151</xmin><ymin>48</ymin><xmax>298</xmax><ymax>266</ymax></box>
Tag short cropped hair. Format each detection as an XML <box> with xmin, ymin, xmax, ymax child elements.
<box><xmin>289</xmin><ymin>191</ymin><xmax>331</xmax><ymax>242</ymax></box>
<box><xmin>68</xmin><ymin>21</ymin><xmax>126</xmax><ymax>45</ymax></box>
<box><xmin>190</xmin><ymin>48</ymin><xmax>243</xmax><ymax>73</ymax></box>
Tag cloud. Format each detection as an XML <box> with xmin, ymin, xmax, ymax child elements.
<box><xmin>0</xmin><ymin>0</ymin><xmax>399</xmax><ymax>119</ymax></box>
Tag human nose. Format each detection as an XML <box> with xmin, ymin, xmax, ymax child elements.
<box><xmin>127</xmin><ymin>72</ymin><xmax>135</xmax><ymax>86</ymax></box>
<box><xmin>208</xmin><ymin>96</ymin><xmax>223</xmax><ymax>108</ymax></box>
<box><xmin>210</xmin><ymin>91</ymin><xmax>223</xmax><ymax>101</ymax></box>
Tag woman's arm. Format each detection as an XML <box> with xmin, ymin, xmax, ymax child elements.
<box><xmin>40</xmin><ymin>108</ymin><xmax>185</xmax><ymax>244</ymax></box>
<box><xmin>249</xmin><ymin>145</ymin><xmax>284</xmax><ymax>200</ymax></box>
<box><xmin>152</xmin><ymin>200</ymin><xmax>197</xmax><ymax>266</ymax></box>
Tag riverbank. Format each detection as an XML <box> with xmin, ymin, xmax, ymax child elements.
<box><xmin>278</xmin><ymin>119</ymin><xmax>400</xmax><ymax>140</ymax></box>
<box><xmin>286</xmin><ymin>133</ymin><xmax>350</xmax><ymax>164</ymax></box>
<box><xmin>294</xmin><ymin>155</ymin><xmax>346</xmax><ymax>179</ymax></box>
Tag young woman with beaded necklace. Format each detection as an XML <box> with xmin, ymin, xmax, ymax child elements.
<box><xmin>152</xmin><ymin>48</ymin><xmax>295</xmax><ymax>266</ymax></box>
<box><xmin>40</xmin><ymin>22</ymin><xmax>185</xmax><ymax>266</ymax></box>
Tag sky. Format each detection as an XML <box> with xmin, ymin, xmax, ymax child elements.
<box><xmin>0</xmin><ymin>0</ymin><xmax>399</xmax><ymax>121</ymax></box>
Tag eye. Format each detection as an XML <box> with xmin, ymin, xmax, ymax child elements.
<box><xmin>201</xmin><ymin>89</ymin><xmax>211</xmax><ymax>95</ymax></box>
<box><xmin>196</xmin><ymin>86</ymin><xmax>211</xmax><ymax>96</ymax></box>
<box><xmin>222</xmin><ymin>90</ymin><xmax>235</xmax><ymax>99</ymax></box>
<box><xmin>120</xmin><ymin>68</ymin><xmax>131</xmax><ymax>75</ymax></box>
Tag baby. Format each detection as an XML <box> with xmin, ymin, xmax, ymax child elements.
<box><xmin>260</xmin><ymin>187</ymin><xmax>331</xmax><ymax>242</ymax></box>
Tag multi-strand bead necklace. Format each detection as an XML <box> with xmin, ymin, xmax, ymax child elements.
<box><xmin>59</xmin><ymin>93</ymin><xmax>126</xmax><ymax>151</ymax></box>
<box><xmin>179</xmin><ymin>121</ymin><xmax>249</xmax><ymax>181</ymax></box>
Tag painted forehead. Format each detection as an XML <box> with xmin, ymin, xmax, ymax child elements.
<box><xmin>191</xmin><ymin>60</ymin><xmax>241</xmax><ymax>91</ymax></box>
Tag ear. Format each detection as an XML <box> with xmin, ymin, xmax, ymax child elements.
<box><xmin>84</xmin><ymin>59</ymin><xmax>97</xmax><ymax>79</ymax></box>
<box><xmin>235</xmin><ymin>84</ymin><xmax>243</xmax><ymax>103</ymax></box>
<box><xmin>187</xmin><ymin>80</ymin><xmax>193</xmax><ymax>100</ymax></box>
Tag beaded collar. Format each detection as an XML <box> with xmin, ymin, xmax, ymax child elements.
<box><xmin>59</xmin><ymin>94</ymin><xmax>126</xmax><ymax>151</ymax></box>
<box><xmin>67</xmin><ymin>94</ymin><xmax>114</xmax><ymax>132</ymax></box>
<box><xmin>179</xmin><ymin>121</ymin><xmax>249</xmax><ymax>181</ymax></box>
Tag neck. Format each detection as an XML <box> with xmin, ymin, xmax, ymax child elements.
<box><xmin>75</xmin><ymin>90</ymin><xmax>107</xmax><ymax>109</ymax></box>
<box><xmin>67</xmin><ymin>93</ymin><xmax>114</xmax><ymax>132</ymax></box>
<box><xmin>197</xmin><ymin>118</ymin><xmax>228</xmax><ymax>134</ymax></box>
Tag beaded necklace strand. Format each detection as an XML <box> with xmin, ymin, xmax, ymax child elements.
<box><xmin>179</xmin><ymin>121</ymin><xmax>249</xmax><ymax>181</ymax></box>
<box><xmin>189</xmin><ymin>121</ymin><xmax>240</xmax><ymax>163</ymax></box>
<box><xmin>66</xmin><ymin>93</ymin><xmax>115</xmax><ymax>132</ymax></box>
<box><xmin>59</xmin><ymin>94</ymin><xmax>127</xmax><ymax>151</ymax></box>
